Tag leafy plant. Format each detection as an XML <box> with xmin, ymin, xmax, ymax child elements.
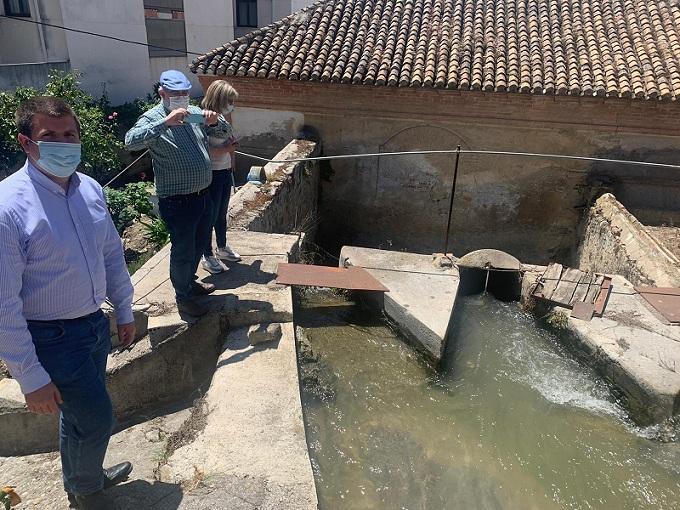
<box><xmin>0</xmin><ymin>86</ymin><xmax>38</xmax><ymax>178</ymax></box>
<box><xmin>142</xmin><ymin>218</ymin><xmax>170</xmax><ymax>247</ymax></box>
<box><xmin>105</xmin><ymin>182</ymin><xmax>154</xmax><ymax>233</ymax></box>
<box><xmin>0</xmin><ymin>70</ymin><xmax>123</xmax><ymax>183</ymax></box>
<box><xmin>546</xmin><ymin>310</ymin><xmax>569</xmax><ymax>330</ymax></box>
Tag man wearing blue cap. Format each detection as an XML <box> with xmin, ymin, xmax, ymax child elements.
<box><xmin>125</xmin><ymin>70</ymin><xmax>232</xmax><ymax>317</ymax></box>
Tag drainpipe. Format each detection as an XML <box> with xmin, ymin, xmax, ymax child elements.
<box><xmin>34</xmin><ymin>0</ymin><xmax>49</xmax><ymax>62</ymax></box>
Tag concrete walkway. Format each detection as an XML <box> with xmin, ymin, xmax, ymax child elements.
<box><xmin>159</xmin><ymin>323</ymin><xmax>317</xmax><ymax>509</ymax></box>
<box><xmin>340</xmin><ymin>247</ymin><xmax>460</xmax><ymax>362</ymax></box>
<box><xmin>133</xmin><ymin>231</ymin><xmax>300</xmax><ymax>334</ymax></box>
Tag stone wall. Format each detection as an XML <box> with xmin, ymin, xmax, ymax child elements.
<box><xmin>200</xmin><ymin>76</ymin><xmax>680</xmax><ymax>265</ymax></box>
<box><xmin>228</xmin><ymin>139</ymin><xmax>320</xmax><ymax>237</ymax></box>
<box><xmin>576</xmin><ymin>194</ymin><xmax>680</xmax><ymax>287</ymax></box>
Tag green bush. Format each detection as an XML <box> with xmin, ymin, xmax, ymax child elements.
<box><xmin>0</xmin><ymin>70</ymin><xmax>122</xmax><ymax>183</ymax></box>
<box><xmin>105</xmin><ymin>182</ymin><xmax>154</xmax><ymax>233</ymax></box>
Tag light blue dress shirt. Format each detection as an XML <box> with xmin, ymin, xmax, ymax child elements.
<box><xmin>0</xmin><ymin>161</ymin><xmax>134</xmax><ymax>394</ymax></box>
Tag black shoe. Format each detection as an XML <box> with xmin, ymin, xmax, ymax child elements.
<box><xmin>103</xmin><ymin>461</ymin><xmax>133</xmax><ymax>489</ymax></box>
<box><xmin>191</xmin><ymin>280</ymin><xmax>215</xmax><ymax>295</ymax></box>
<box><xmin>67</xmin><ymin>462</ymin><xmax>132</xmax><ymax>507</ymax></box>
<box><xmin>73</xmin><ymin>490</ymin><xmax>117</xmax><ymax>510</ymax></box>
<box><xmin>177</xmin><ymin>299</ymin><xmax>209</xmax><ymax>317</ymax></box>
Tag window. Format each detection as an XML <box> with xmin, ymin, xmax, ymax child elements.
<box><xmin>143</xmin><ymin>1</ymin><xmax>187</xmax><ymax>57</ymax></box>
<box><xmin>3</xmin><ymin>0</ymin><xmax>31</xmax><ymax>17</ymax></box>
<box><xmin>236</xmin><ymin>0</ymin><xmax>257</xmax><ymax>28</ymax></box>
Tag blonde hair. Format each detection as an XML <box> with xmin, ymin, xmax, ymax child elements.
<box><xmin>201</xmin><ymin>80</ymin><xmax>239</xmax><ymax>111</ymax></box>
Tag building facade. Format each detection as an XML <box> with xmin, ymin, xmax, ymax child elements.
<box><xmin>192</xmin><ymin>0</ymin><xmax>680</xmax><ymax>263</ymax></box>
<box><xmin>0</xmin><ymin>0</ymin><xmax>315</xmax><ymax>103</ymax></box>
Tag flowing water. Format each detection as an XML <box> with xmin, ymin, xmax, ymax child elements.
<box><xmin>296</xmin><ymin>291</ymin><xmax>680</xmax><ymax>510</ymax></box>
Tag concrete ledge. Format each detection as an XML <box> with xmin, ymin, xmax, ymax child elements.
<box><xmin>340</xmin><ymin>246</ymin><xmax>460</xmax><ymax>362</ymax></box>
<box><xmin>532</xmin><ymin>275</ymin><xmax>680</xmax><ymax>426</ymax></box>
<box><xmin>0</xmin><ymin>314</ymin><xmax>226</xmax><ymax>456</ymax></box>
<box><xmin>229</xmin><ymin>139</ymin><xmax>319</xmax><ymax>234</ymax></box>
<box><xmin>577</xmin><ymin>193</ymin><xmax>680</xmax><ymax>287</ymax></box>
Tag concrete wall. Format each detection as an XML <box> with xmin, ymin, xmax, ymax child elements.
<box><xmin>58</xmin><ymin>0</ymin><xmax>153</xmax><ymax>104</ymax></box>
<box><xmin>0</xmin><ymin>61</ymin><xmax>70</xmax><ymax>90</ymax></box>
<box><xmin>0</xmin><ymin>0</ymin><xmax>68</xmax><ymax>65</ymax></box>
<box><xmin>230</xmin><ymin>106</ymin><xmax>305</xmax><ymax>182</ymax></box>
<box><xmin>183</xmin><ymin>0</ymin><xmax>234</xmax><ymax>93</ymax></box>
<box><xmin>576</xmin><ymin>194</ymin><xmax>680</xmax><ymax>287</ymax></box>
<box><xmin>199</xmin><ymin>76</ymin><xmax>680</xmax><ymax>265</ymax></box>
<box><xmin>229</xmin><ymin>139</ymin><xmax>319</xmax><ymax>235</ymax></box>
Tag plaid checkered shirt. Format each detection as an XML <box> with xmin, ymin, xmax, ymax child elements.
<box><xmin>125</xmin><ymin>102</ymin><xmax>232</xmax><ymax>198</ymax></box>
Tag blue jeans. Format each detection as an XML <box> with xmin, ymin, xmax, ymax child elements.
<box><xmin>27</xmin><ymin>310</ymin><xmax>113</xmax><ymax>496</ymax></box>
<box><xmin>204</xmin><ymin>169</ymin><xmax>234</xmax><ymax>257</ymax></box>
<box><xmin>159</xmin><ymin>190</ymin><xmax>213</xmax><ymax>302</ymax></box>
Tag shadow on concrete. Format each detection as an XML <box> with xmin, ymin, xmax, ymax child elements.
<box><xmin>203</xmin><ymin>260</ymin><xmax>277</xmax><ymax>290</ymax></box>
<box><xmin>115</xmin><ymin>396</ymin><xmax>196</xmax><ymax>435</ymax></box>
<box><xmin>108</xmin><ymin>479</ymin><xmax>184</xmax><ymax>509</ymax></box>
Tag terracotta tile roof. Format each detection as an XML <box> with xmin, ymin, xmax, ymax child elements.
<box><xmin>191</xmin><ymin>0</ymin><xmax>680</xmax><ymax>100</ymax></box>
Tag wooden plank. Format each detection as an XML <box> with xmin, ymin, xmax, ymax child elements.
<box><xmin>572</xmin><ymin>272</ymin><xmax>594</xmax><ymax>304</ymax></box>
<box><xmin>551</xmin><ymin>267</ymin><xmax>583</xmax><ymax>306</ymax></box>
<box><xmin>585</xmin><ymin>275</ymin><xmax>604</xmax><ymax>304</ymax></box>
<box><xmin>275</xmin><ymin>263</ymin><xmax>389</xmax><ymax>292</ymax></box>
<box><xmin>533</xmin><ymin>263</ymin><xmax>563</xmax><ymax>300</ymax></box>
<box><xmin>593</xmin><ymin>277</ymin><xmax>612</xmax><ymax>316</ymax></box>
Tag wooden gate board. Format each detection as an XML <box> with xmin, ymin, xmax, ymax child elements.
<box><xmin>634</xmin><ymin>287</ymin><xmax>680</xmax><ymax>324</ymax></box>
<box><xmin>532</xmin><ymin>263</ymin><xmax>609</xmax><ymax>317</ymax></box>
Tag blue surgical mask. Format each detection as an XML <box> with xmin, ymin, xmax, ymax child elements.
<box><xmin>224</xmin><ymin>104</ymin><xmax>235</xmax><ymax>114</ymax></box>
<box><xmin>30</xmin><ymin>140</ymin><xmax>82</xmax><ymax>178</ymax></box>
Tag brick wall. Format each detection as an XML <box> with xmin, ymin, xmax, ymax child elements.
<box><xmin>200</xmin><ymin>76</ymin><xmax>680</xmax><ymax>136</ymax></box>
<box><xmin>200</xmin><ymin>75</ymin><xmax>680</xmax><ymax>264</ymax></box>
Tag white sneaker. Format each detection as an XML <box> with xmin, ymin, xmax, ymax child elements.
<box><xmin>201</xmin><ymin>255</ymin><xmax>226</xmax><ymax>274</ymax></box>
<box><xmin>216</xmin><ymin>245</ymin><xmax>241</xmax><ymax>262</ymax></box>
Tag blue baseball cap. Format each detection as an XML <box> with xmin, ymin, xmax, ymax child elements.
<box><xmin>159</xmin><ymin>70</ymin><xmax>192</xmax><ymax>91</ymax></box>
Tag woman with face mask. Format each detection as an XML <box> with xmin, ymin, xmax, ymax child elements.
<box><xmin>199</xmin><ymin>80</ymin><xmax>242</xmax><ymax>274</ymax></box>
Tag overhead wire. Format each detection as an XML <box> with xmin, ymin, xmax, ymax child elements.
<box><xmin>0</xmin><ymin>14</ymin><xmax>204</xmax><ymax>57</ymax></box>
<box><xmin>234</xmin><ymin>148</ymin><xmax>680</xmax><ymax>170</ymax></box>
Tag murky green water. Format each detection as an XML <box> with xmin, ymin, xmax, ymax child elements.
<box><xmin>297</xmin><ymin>291</ymin><xmax>680</xmax><ymax>510</ymax></box>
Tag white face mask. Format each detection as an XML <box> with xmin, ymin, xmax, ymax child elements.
<box><xmin>223</xmin><ymin>104</ymin><xmax>235</xmax><ymax>114</ymax></box>
<box><xmin>167</xmin><ymin>95</ymin><xmax>190</xmax><ymax>110</ymax></box>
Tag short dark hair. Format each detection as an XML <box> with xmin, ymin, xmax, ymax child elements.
<box><xmin>15</xmin><ymin>96</ymin><xmax>81</xmax><ymax>138</ymax></box>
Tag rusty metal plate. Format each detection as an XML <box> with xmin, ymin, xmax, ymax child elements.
<box><xmin>571</xmin><ymin>301</ymin><xmax>595</xmax><ymax>321</ymax></box>
<box><xmin>276</xmin><ymin>263</ymin><xmax>389</xmax><ymax>292</ymax></box>
<box><xmin>593</xmin><ymin>277</ymin><xmax>612</xmax><ymax>316</ymax></box>
<box><xmin>635</xmin><ymin>287</ymin><xmax>680</xmax><ymax>323</ymax></box>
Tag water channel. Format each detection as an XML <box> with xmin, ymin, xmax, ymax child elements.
<box><xmin>296</xmin><ymin>290</ymin><xmax>680</xmax><ymax>510</ymax></box>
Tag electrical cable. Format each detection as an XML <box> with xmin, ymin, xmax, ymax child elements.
<box><xmin>103</xmin><ymin>150</ymin><xmax>149</xmax><ymax>189</ymax></box>
<box><xmin>234</xmin><ymin>148</ymin><xmax>680</xmax><ymax>170</ymax></box>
